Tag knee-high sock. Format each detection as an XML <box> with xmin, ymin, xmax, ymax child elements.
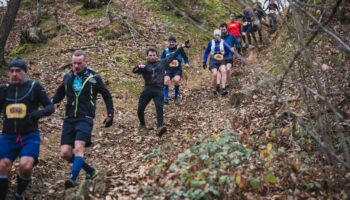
<box><xmin>16</xmin><ymin>174</ymin><xmax>31</xmax><ymax>196</ymax></box>
<box><xmin>70</xmin><ymin>155</ymin><xmax>94</xmax><ymax>175</ymax></box>
<box><xmin>163</xmin><ymin>85</ymin><xmax>169</xmax><ymax>99</ymax></box>
<box><xmin>71</xmin><ymin>156</ymin><xmax>85</xmax><ymax>182</ymax></box>
<box><xmin>0</xmin><ymin>176</ymin><xmax>8</xmax><ymax>199</ymax></box>
<box><xmin>174</xmin><ymin>85</ymin><xmax>180</xmax><ymax>97</ymax></box>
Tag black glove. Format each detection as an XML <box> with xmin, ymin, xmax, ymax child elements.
<box><xmin>202</xmin><ymin>63</ymin><xmax>207</xmax><ymax>69</ymax></box>
<box><xmin>28</xmin><ymin>111</ymin><xmax>43</xmax><ymax>121</ymax></box>
<box><xmin>184</xmin><ymin>40</ymin><xmax>190</xmax><ymax>48</ymax></box>
<box><xmin>103</xmin><ymin>114</ymin><xmax>113</xmax><ymax>128</ymax></box>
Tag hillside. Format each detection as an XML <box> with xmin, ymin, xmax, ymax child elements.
<box><xmin>0</xmin><ymin>0</ymin><xmax>349</xmax><ymax>199</ymax></box>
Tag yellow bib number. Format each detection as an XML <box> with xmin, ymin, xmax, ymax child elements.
<box><xmin>214</xmin><ymin>54</ymin><xmax>224</xmax><ymax>61</ymax></box>
<box><xmin>169</xmin><ymin>60</ymin><xmax>179</xmax><ymax>67</ymax></box>
<box><xmin>6</xmin><ymin>103</ymin><xmax>27</xmax><ymax>119</ymax></box>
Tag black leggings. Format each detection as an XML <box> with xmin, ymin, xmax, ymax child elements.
<box><xmin>137</xmin><ymin>86</ymin><xmax>164</xmax><ymax>128</ymax></box>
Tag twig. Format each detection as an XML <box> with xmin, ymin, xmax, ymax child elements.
<box><xmin>293</xmin><ymin>1</ymin><xmax>350</xmax><ymax>52</ymax></box>
<box><xmin>278</xmin><ymin>0</ymin><xmax>342</xmax><ymax>93</ymax></box>
<box><xmin>297</xmin><ymin>118</ymin><xmax>350</xmax><ymax>169</ymax></box>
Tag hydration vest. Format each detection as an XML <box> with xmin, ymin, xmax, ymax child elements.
<box><xmin>210</xmin><ymin>40</ymin><xmax>225</xmax><ymax>55</ymax></box>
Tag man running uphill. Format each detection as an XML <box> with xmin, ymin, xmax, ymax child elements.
<box><xmin>133</xmin><ymin>40</ymin><xmax>190</xmax><ymax>136</ymax></box>
<box><xmin>52</xmin><ymin>50</ymin><xmax>114</xmax><ymax>189</ymax></box>
<box><xmin>203</xmin><ymin>29</ymin><xmax>232</xmax><ymax>97</ymax></box>
<box><xmin>161</xmin><ymin>35</ymin><xmax>189</xmax><ymax>105</ymax></box>
<box><xmin>0</xmin><ymin>58</ymin><xmax>54</xmax><ymax>199</ymax></box>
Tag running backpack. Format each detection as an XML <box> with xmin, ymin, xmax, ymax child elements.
<box><xmin>210</xmin><ymin>40</ymin><xmax>225</xmax><ymax>55</ymax></box>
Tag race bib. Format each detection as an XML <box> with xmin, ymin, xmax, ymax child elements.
<box><xmin>269</xmin><ymin>10</ymin><xmax>276</xmax><ymax>14</ymax></box>
<box><xmin>6</xmin><ymin>103</ymin><xmax>27</xmax><ymax>119</ymax></box>
<box><xmin>214</xmin><ymin>54</ymin><xmax>224</xmax><ymax>61</ymax></box>
<box><xmin>243</xmin><ymin>22</ymin><xmax>248</xmax><ymax>26</ymax></box>
<box><xmin>253</xmin><ymin>20</ymin><xmax>260</xmax><ymax>25</ymax></box>
<box><xmin>169</xmin><ymin>60</ymin><xmax>179</xmax><ymax>67</ymax></box>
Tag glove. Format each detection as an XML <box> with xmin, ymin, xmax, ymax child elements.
<box><xmin>184</xmin><ymin>40</ymin><xmax>190</xmax><ymax>48</ymax></box>
<box><xmin>103</xmin><ymin>114</ymin><xmax>113</xmax><ymax>128</ymax></box>
<box><xmin>28</xmin><ymin>111</ymin><xmax>43</xmax><ymax>121</ymax></box>
<box><xmin>202</xmin><ymin>63</ymin><xmax>207</xmax><ymax>69</ymax></box>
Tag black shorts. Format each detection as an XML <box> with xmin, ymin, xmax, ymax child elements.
<box><xmin>165</xmin><ymin>70</ymin><xmax>182</xmax><ymax>79</ymax></box>
<box><xmin>242</xmin><ymin>22</ymin><xmax>253</xmax><ymax>33</ymax></box>
<box><xmin>224</xmin><ymin>56</ymin><xmax>234</xmax><ymax>65</ymax></box>
<box><xmin>61</xmin><ymin>118</ymin><xmax>94</xmax><ymax>147</ymax></box>
<box><xmin>209</xmin><ymin>58</ymin><xmax>225</xmax><ymax>71</ymax></box>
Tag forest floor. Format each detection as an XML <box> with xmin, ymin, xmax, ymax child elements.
<box><xmin>1</xmin><ymin>0</ymin><xmax>349</xmax><ymax>199</ymax></box>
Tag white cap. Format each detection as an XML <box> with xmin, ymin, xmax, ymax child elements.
<box><xmin>213</xmin><ymin>29</ymin><xmax>221</xmax><ymax>37</ymax></box>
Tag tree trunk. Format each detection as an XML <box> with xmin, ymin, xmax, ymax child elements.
<box><xmin>20</xmin><ymin>27</ymin><xmax>47</xmax><ymax>44</ymax></box>
<box><xmin>34</xmin><ymin>0</ymin><xmax>41</xmax><ymax>26</ymax></box>
<box><xmin>0</xmin><ymin>0</ymin><xmax>21</xmax><ymax>67</ymax></box>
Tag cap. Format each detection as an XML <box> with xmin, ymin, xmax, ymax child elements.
<box><xmin>9</xmin><ymin>57</ymin><xmax>27</xmax><ymax>72</ymax></box>
<box><xmin>168</xmin><ymin>35</ymin><xmax>177</xmax><ymax>42</ymax></box>
<box><xmin>213</xmin><ymin>29</ymin><xmax>221</xmax><ymax>37</ymax></box>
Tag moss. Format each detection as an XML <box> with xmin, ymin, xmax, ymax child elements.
<box><xmin>9</xmin><ymin>44</ymin><xmax>30</xmax><ymax>57</ymax></box>
<box><xmin>140</xmin><ymin>0</ymin><xmax>166</xmax><ymax>10</ymax></box>
<box><xmin>77</xmin><ymin>6</ymin><xmax>106</xmax><ymax>17</ymax></box>
<box><xmin>41</xmin><ymin>14</ymin><xmax>51</xmax><ymax>21</ymax></box>
<box><xmin>97</xmin><ymin>27</ymin><xmax>110</xmax><ymax>38</ymax></box>
<box><xmin>141</xmin><ymin>0</ymin><xmax>243</xmax><ymax>30</ymax></box>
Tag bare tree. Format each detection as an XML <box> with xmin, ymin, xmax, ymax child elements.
<box><xmin>34</xmin><ymin>0</ymin><xmax>41</xmax><ymax>26</ymax></box>
<box><xmin>0</xmin><ymin>0</ymin><xmax>21</xmax><ymax>67</ymax></box>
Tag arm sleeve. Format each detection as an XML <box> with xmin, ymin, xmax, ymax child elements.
<box><xmin>202</xmin><ymin>41</ymin><xmax>211</xmax><ymax>64</ymax></box>
<box><xmin>224</xmin><ymin>42</ymin><xmax>233</xmax><ymax>57</ymax></box>
<box><xmin>236</xmin><ymin>14</ymin><xmax>243</xmax><ymax>19</ymax></box>
<box><xmin>161</xmin><ymin>47</ymin><xmax>183</xmax><ymax>67</ymax></box>
<box><xmin>232</xmin><ymin>36</ymin><xmax>240</xmax><ymax>48</ymax></box>
<box><xmin>35</xmin><ymin>82</ymin><xmax>55</xmax><ymax>117</ymax></box>
<box><xmin>96</xmin><ymin>75</ymin><xmax>114</xmax><ymax>116</ymax></box>
<box><xmin>132</xmin><ymin>65</ymin><xmax>145</xmax><ymax>74</ymax></box>
<box><xmin>0</xmin><ymin>86</ymin><xmax>5</xmax><ymax>115</ymax></box>
<box><xmin>52</xmin><ymin>75</ymin><xmax>66</xmax><ymax>104</ymax></box>
<box><xmin>160</xmin><ymin>50</ymin><xmax>166</xmax><ymax>60</ymax></box>
<box><xmin>181</xmin><ymin>48</ymin><xmax>189</xmax><ymax>64</ymax></box>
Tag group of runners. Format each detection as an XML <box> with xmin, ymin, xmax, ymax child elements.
<box><xmin>0</xmin><ymin>51</ymin><xmax>114</xmax><ymax>199</ymax></box>
<box><xmin>0</xmin><ymin>1</ymin><xmax>282</xmax><ymax>199</ymax></box>
<box><xmin>202</xmin><ymin>0</ymin><xmax>281</xmax><ymax>97</ymax></box>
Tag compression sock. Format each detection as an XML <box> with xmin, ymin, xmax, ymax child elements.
<box><xmin>71</xmin><ymin>156</ymin><xmax>84</xmax><ymax>182</ymax></box>
<box><xmin>70</xmin><ymin>155</ymin><xmax>94</xmax><ymax>174</ymax></box>
<box><xmin>0</xmin><ymin>176</ymin><xmax>8</xmax><ymax>200</ymax></box>
<box><xmin>164</xmin><ymin>85</ymin><xmax>169</xmax><ymax>99</ymax></box>
<box><xmin>16</xmin><ymin>174</ymin><xmax>31</xmax><ymax>196</ymax></box>
<box><xmin>174</xmin><ymin>85</ymin><xmax>180</xmax><ymax>97</ymax></box>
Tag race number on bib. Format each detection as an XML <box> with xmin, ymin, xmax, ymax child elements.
<box><xmin>269</xmin><ymin>10</ymin><xmax>276</xmax><ymax>14</ymax></box>
<box><xmin>169</xmin><ymin>60</ymin><xmax>179</xmax><ymax>67</ymax></box>
<box><xmin>214</xmin><ymin>54</ymin><xmax>224</xmax><ymax>61</ymax></box>
<box><xmin>6</xmin><ymin>103</ymin><xmax>27</xmax><ymax>119</ymax></box>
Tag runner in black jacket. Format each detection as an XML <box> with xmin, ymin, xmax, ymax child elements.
<box><xmin>133</xmin><ymin>40</ymin><xmax>190</xmax><ymax>136</ymax></box>
<box><xmin>52</xmin><ymin>50</ymin><xmax>114</xmax><ymax>189</ymax></box>
<box><xmin>0</xmin><ymin>57</ymin><xmax>54</xmax><ymax>200</ymax></box>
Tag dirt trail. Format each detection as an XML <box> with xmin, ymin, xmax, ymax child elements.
<box><xmin>2</xmin><ymin>1</ymin><xmax>246</xmax><ymax>199</ymax></box>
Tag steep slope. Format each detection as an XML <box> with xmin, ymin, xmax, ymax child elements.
<box><xmin>1</xmin><ymin>0</ymin><xmax>349</xmax><ymax>199</ymax></box>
